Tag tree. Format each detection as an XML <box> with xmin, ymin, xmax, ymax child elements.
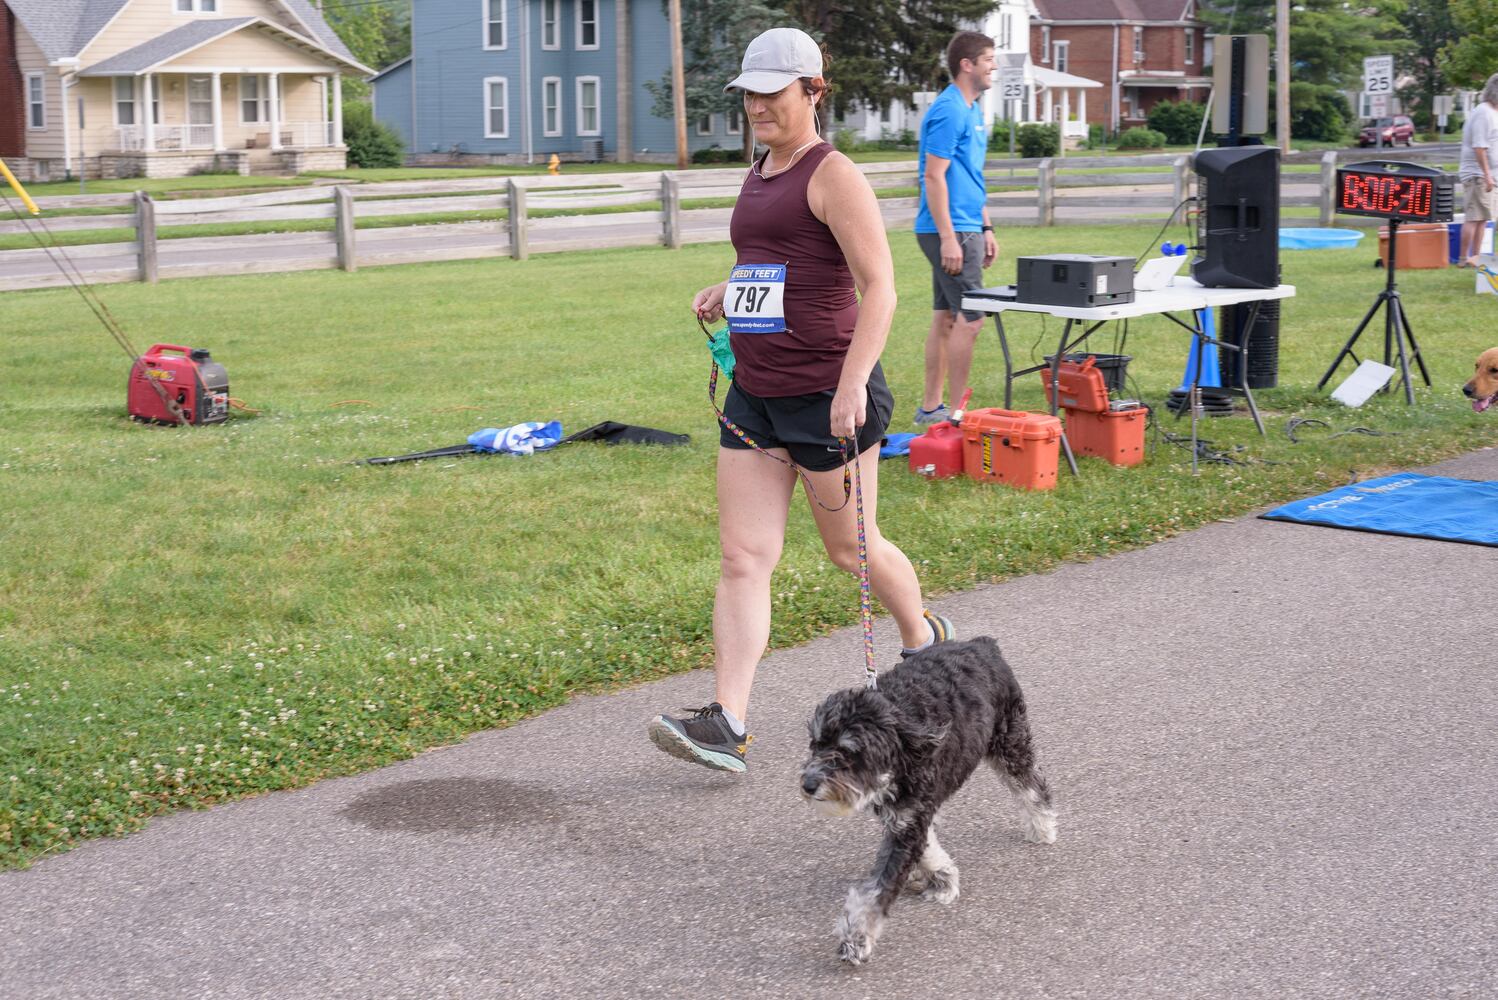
<box><xmin>644</xmin><ymin>0</ymin><xmax>790</xmax><ymax>160</ymax></box>
<box><xmin>1291</xmin><ymin>0</ymin><xmax>1407</xmax><ymax>87</ymax></box>
<box><xmin>320</xmin><ymin>0</ymin><xmax>412</xmax><ymax>100</ymax></box>
<box><xmin>1393</xmin><ymin>0</ymin><xmax>1457</xmax><ymax>125</ymax></box>
<box><xmin>781</xmin><ymin>0</ymin><xmax>996</xmax><ymax>117</ymax></box>
<box><xmin>1442</xmin><ymin>0</ymin><xmax>1498</xmax><ymax>88</ymax></box>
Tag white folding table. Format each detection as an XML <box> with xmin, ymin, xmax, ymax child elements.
<box><xmin>961</xmin><ymin>278</ymin><xmax>1298</xmax><ymax>474</ymax></box>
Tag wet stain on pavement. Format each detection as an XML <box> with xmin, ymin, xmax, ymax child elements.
<box><xmin>342</xmin><ymin>778</ymin><xmax>569</xmax><ymax>834</ymax></box>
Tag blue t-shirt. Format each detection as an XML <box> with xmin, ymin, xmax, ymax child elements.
<box><xmin>915</xmin><ymin>84</ymin><xmax>987</xmax><ymax>234</ymax></box>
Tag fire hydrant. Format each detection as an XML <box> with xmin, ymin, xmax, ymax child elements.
<box><xmin>548</xmin><ymin>153</ymin><xmax>561</xmax><ymax>176</ymax></box>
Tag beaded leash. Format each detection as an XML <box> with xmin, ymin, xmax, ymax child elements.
<box><xmin>701</xmin><ymin>317</ymin><xmax>879</xmax><ymax>690</ymax></box>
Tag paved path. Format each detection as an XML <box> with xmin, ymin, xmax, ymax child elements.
<box><xmin>5</xmin><ymin>450</ymin><xmax>1497</xmax><ymax>999</ymax></box>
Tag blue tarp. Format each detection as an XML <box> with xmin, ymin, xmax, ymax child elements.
<box><xmin>1261</xmin><ymin>473</ymin><xmax>1498</xmax><ymax>547</ymax></box>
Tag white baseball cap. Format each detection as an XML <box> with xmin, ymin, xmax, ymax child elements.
<box><xmin>724</xmin><ymin>27</ymin><xmax>822</xmax><ymax>94</ymax></box>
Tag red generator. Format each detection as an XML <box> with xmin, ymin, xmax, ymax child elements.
<box><xmin>127</xmin><ymin>344</ymin><xmax>230</xmax><ymax>425</ymax></box>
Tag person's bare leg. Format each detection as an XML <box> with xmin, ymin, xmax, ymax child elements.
<box><xmin>803</xmin><ymin>445</ymin><xmax>931</xmax><ymax>649</ymax></box>
<box><xmin>943</xmin><ymin>312</ymin><xmax>983</xmax><ymax>406</ymax></box>
<box><xmin>1464</xmin><ymin>219</ymin><xmax>1483</xmax><ymax>262</ymax></box>
<box><xmin>712</xmin><ymin>446</ymin><xmax>796</xmax><ymax>723</ymax></box>
<box><xmin>922</xmin><ymin>310</ymin><xmax>954</xmax><ymax>412</ymax></box>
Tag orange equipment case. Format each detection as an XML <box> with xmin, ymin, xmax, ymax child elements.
<box><xmin>1063</xmin><ymin>406</ymin><xmax>1147</xmax><ymax>467</ymax></box>
<box><xmin>1039</xmin><ymin>355</ymin><xmax>1110</xmax><ymax>413</ymax></box>
<box><xmin>961</xmin><ymin>408</ymin><xmax>1062</xmax><ymax>491</ymax></box>
<box><xmin>1377</xmin><ymin>223</ymin><xmax>1448</xmax><ymax>270</ymax></box>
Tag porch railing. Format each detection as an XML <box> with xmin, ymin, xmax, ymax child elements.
<box><xmin>116</xmin><ymin>121</ymin><xmax>337</xmax><ymax>153</ymax></box>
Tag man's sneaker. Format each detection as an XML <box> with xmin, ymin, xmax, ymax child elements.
<box><xmin>647</xmin><ymin>703</ymin><xmax>752</xmax><ymax>773</ymax></box>
<box><xmin>901</xmin><ymin>610</ymin><xmax>956</xmax><ymax>659</ymax></box>
<box><xmin>913</xmin><ymin>404</ymin><xmax>950</xmax><ymax>426</ymax></box>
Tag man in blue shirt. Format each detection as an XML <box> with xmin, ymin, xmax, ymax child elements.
<box><xmin>914</xmin><ymin>31</ymin><xmax>997</xmax><ymax>424</ymax></box>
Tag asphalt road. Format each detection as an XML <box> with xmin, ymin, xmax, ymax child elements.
<box><xmin>4</xmin><ymin>448</ymin><xmax>1496</xmax><ymax>1000</ymax></box>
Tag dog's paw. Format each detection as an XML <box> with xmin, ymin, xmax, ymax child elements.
<box><xmin>921</xmin><ymin>867</ymin><xmax>960</xmax><ymax>905</ymax></box>
<box><xmin>1023</xmin><ymin>810</ymin><xmax>1058</xmax><ymax>845</ymax></box>
<box><xmin>838</xmin><ymin>933</ymin><xmax>874</xmax><ymax>966</ymax></box>
<box><xmin>903</xmin><ymin>869</ymin><xmax>929</xmax><ymax>895</ymax></box>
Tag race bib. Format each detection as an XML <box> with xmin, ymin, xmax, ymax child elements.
<box><xmin>724</xmin><ymin>264</ymin><xmax>787</xmax><ymax>334</ymax></box>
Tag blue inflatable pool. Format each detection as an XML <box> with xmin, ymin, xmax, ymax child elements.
<box><xmin>1279</xmin><ymin>228</ymin><xmax>1364</xmax><ymax>250</ymax></box>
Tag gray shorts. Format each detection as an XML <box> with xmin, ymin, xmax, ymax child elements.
<box><xmin>916</xmin><ymin>230</ymin><xmax>984</xmax><ymax>321</ymax></box>
<box><xmin>1464</xmin><ymin>177</ymin><xmax>1496</xmax><ymax>222</ymax></box>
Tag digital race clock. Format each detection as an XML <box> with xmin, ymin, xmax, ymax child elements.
<box><xmin>1335</xmin><ymin>160</ymin><xmax>1454</xmax><ymax>223</ymax></box>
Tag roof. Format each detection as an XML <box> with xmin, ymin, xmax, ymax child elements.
<box><xmin>4</xmin><ymin>0</ymin><xmax>364</xmax><ymax>69</ymax></box>
<box><xmin>1033</xmin><ymin>0</ymin><xmax>1198</xmax><ymax>22</ymax></box>
<box><xmin>80</xmin><ymin>17</ymin><xmax>256</xmax><ymax>75</ymax></box>
<box><xmin>368</xmin><ymin>55</ymin><xmax>412</xmax><ymax>83</ymax></box>
<box><xmin>1031</xmin><ymin>65</ymin><xmax>1105</xmax><ymax>89</ymax></box>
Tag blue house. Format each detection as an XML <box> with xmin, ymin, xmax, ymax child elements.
<box><xmin>371</xmin><ymin>0</ymin><xmax>744</xmax><ymax>163</ymax></box>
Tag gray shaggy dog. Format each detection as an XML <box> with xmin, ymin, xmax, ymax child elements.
<box><xmin>800</xmin><ymin>636</ymin><xmax>1057</xmax><ymax>966</ymax></box>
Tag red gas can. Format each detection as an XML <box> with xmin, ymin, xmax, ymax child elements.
<box><xmin>909</xmin><ymin>421</ymin><xmax>965</xmax><ymax>478</ymax></box>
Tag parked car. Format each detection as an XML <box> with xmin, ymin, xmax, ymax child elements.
<box><xmin>1359</xmin><ymin>116</ymin><xmax>1415</xmax><ymax>147</ymax></box>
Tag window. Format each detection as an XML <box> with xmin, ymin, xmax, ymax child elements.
<box><xmin>576</xmin><ymin>76</ymin><xmax>600</xmax><ymax>135</ymax></box>
<box><xmin>542</xmin><ymin>0</ymin><xmax>560</xmax><ymax>49</ymax></box>
<box><xmin>696</xmin><ymin>114</ymin><xmax>713</xmax><ymax>136</ymax></box>
<box><xmin>1185</xmin><ymin>30</ymin><xmax>1195</xmax><ymax>65</ymax></box>
<box><xmin>114</xmin><ymin>77</ymin><xmax>136</xmax><ymax>126</ymax></box>
<box><xmin>1054</xmin><ymin>41</ymin><xmax>1069</xmax><ymax>74</ymax></box>
<box><xmin>1041</xmin><ymin>26</ymin><xmax>1050</xmax><ymax>62</ymax></box>
<box><xmin>577</xmin><ymin>0</ymin><xmax>599</xmax><ymax>50</ymax></box>
<box><xmin>484</xmin><ymin>76</ymin><xmax>508</xmax><ymax>137</ymax></box>
<box><xmin>543</xmin><ymin>76</ymin><xmax>562</xmax><ymax>136</ymax></box>
<box><xmin>1134</xmin><ymin>27</ymin><xmax>1144</xmax><ymax>63</ymax></box>
<box><xmin>175</xmin><ymin>0</ymin><xmax>218</xmax><ymax>11</ymax></box>
<box><xmin>484</xmin><ymin>0</ymin><xmax>506</xmax><ymax>50</ymax></box>
<box><xmin>726</xmin><ymin>107</ymin><xmax>742</xmax><ymax>135</ymax></box>
<box><xmin>240</xmin><ymin>74</ymin><xmax>263</xmax><ymax>123</ymax></box>
<box><xmin>26</xmin><ymin>74</ymin><xmax>44</xmax><ymax>129</ymax></box>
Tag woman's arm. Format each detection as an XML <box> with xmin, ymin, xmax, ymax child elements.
<box><xmin>808</xmin><ymin>151</ymin><xmax>898</xmax><ymax>438</ymax></box>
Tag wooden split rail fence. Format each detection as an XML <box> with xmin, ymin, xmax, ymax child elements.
<box><xmin>0</xmin><ymin>145</ymin><xmax>1459</xmax><ymax>292</ymax></box>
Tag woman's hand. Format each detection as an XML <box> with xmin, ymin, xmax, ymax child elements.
<box><xmin>830</xmin><ymin>381</ymin><xmax>867</xmax><ymax>441</ymax></box>
<box><xmin>693</xmin><ymin>281</ymin><xmax>728</xmax><ymax>324</ymax></box>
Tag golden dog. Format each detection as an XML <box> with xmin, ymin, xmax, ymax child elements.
<box><xmin>1464</xmin><ymin>348</ymin><xmax>1498</xmax><ymax>412</ymax></box>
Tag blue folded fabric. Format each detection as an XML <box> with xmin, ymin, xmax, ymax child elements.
<box><xmin>468</xmin><ymin>421</ymin><xmax>564</xmax><ymax>456</ymax></box>
<box><xmin>880</xmin><ymin>432</ymin><xmax>917</xmax><ymax>458</ymax></box>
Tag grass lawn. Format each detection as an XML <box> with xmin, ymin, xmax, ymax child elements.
<box><xmin>2</xmin><ymin>224</ymin><xmax>1494</xmax><ymax>869</ymax></box>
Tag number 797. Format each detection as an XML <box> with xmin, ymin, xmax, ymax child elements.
<box><xmin>733</xmin><ymin>285</ymin><xmax>773</xmax><ymax>313</ymax></box>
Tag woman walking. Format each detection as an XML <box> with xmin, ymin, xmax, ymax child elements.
<box><xmin>647</xmin><ymin>28</ymin><xmax>954</xmax><ymax>773</ymax></box>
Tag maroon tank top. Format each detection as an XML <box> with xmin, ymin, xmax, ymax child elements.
<box><xmin>728</xmin><ymin>142</ymin><xmax>859</xmax><ymax>397</ymax></box>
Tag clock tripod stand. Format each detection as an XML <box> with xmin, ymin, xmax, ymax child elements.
<box><xmin>1316</xmin><ymin>216</ymin><xmax>1431</xmax><ymax>405</ymax></box>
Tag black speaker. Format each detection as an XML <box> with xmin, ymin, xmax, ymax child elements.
<box><xmin>1193</xmin><ymin>146</ymin><xmax>1280</xmax><ymax>289</ymax></box>
<box><xmin>1220</xmin><ymin>299</ymin><xmax>1280</xmax><ymax>389</ymax></box>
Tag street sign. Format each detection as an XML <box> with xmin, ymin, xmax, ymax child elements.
<box><xmin>1364</xmin><ymin>55</ymin><xmax>1394</xmax><ymax>95</ymax></box>
<box><xmin>997</xmin><ymin>68</ymin><xmax>1025</xmax><ymax>103</ymax></box>
<box><xmin>1365</xmin><ymin>93</ymin><xmax>1389</xmax><ymax>119</ymax></box>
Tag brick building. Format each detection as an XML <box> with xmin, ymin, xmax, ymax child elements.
<box><xmin>1031</xmin><ymin>0</ymin><xmax>1209</xmax><ymax>133</ymax></box>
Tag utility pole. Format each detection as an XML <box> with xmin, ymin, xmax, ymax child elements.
<box><xmin>1276</xmin><ymin>0</ymin><xmax>1290</xmax><ymax>151</ymax></box>
<box><xmin>668</xmin><ymin>0</ymin><xmax>688</xmax><ymax>169</ymax></box>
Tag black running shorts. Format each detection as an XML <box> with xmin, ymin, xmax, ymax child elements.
<box><xmin>719</xmin><ymin>363</ymin><xmax>894</xmax><ymax>472</ymax></box>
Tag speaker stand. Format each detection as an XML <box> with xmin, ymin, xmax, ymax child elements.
<box><xmin>1317</xmin><ymin>218</ymin><xmax>1431</xmax><ymax>405</ymax></box>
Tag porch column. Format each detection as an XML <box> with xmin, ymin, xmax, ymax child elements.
<box><xmin>1027</xmin><ymin>84</ymin><xmax>1036</xmax><ymax>122</ymax></box>
<box><xmin>1061</xmin><ymin>88</ymin><xmax>1070</xmax><ymax>133</ymax></box>
<box><xmin>144</xmin><ymin>74</ymin><xmax>156</xmax><ymax>152</ymax></box>
<box><xmin>332</xmin><ymin>72</ymin><xmax>343</xmax><ymax>147</ymax></box>
<box><xmin>269</xmin><ymin>73</ymin><xmax>281</xmax><ymax>150</ymax></box>
<box><xmin>1078</xmin><ymin>89</ymin><xmax>1087</xmax><ymax>128</ymax></box>
<box><xmin>1042</xmin><ymin>88</ymin><xmax>1052</xmax><ymax>123</ymax></box>
<box><xmin>211</xmin><ymin>72</ymin><xmax>224</xmax><ymax>151</ymax></box>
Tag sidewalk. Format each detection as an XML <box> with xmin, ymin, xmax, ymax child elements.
<box><xmin>4</xmin><ymin>450</ymin><xmax>1496</xmax><ymax>1000</ymax></box>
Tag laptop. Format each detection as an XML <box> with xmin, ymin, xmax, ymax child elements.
<box><xmin>1134</xmin><ymin>254</ymin><xmax>1187</xmax><ymax>292</ymax></box>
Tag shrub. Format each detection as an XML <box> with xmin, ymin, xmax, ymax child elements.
<box><xmin>690</xmin><ymin>145</ymin><xmax>745</xmax><ymax>164</ymax></box>
<box><xmin>1262</xmin><ymin>83</ymin><xmax>1352</xmax><ymax>143</ymax></box>
<box><xmin>1016</xmin><ymin>123</ymin><xmax>1060</xmax><ymax>158</ymax></box>
<box><xmin>1147</xmin><ymin>100</ymin><xmax>1206</xmax><ymax>145</ymax></box>
<box><xmin>988</xmin><ymin>119</ymin><xmax>1017</xmax><ymax>152</ymax></box>
<box><xmin>342</xmin><ymin>102</ymin><xmax>404</xmax><ymax>168</ymax></box>
<box><xmin>1081</xmin><ymin>123</ymin><xmax>1106</xmax><ymax>149</ymax></box>
<box><xmin>832</xmin><ymin>126</ymin><xmax>861</xmax><ymax>154</ymax></box>
<box><xmin>1116</xmin><ymin>126</ymin><xmax>1167</xmax><ymax>149</ymax></box>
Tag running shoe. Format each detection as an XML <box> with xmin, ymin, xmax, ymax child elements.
<box><xmin>647</xmin><ymin>703</ymin><xmax>751</xmax><ymax>773</ymax></box>
<box><xmin>901</xmin><ymin>610</ymin><xmax>956</xmax><ymax>659</ymax></box>
<box><xmin>913</xmin><ymin>404</ymin><xmax>950</xmax><ymax>426</ymax></box>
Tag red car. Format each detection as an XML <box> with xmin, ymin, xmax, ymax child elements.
<box><xmin>1359</xmin><ymin>115</ymin><xmax>1415</xmax><ymax>147</ymax></box>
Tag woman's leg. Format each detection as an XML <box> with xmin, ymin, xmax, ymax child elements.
<box><xmin>801</xmin><ymin>443</ymin><xmax>932</xmax><ymax>649</ymax></box>
<box><xmin>712</xmin><ymin>445</ymin><xmax>797</xmax><ymax>723</ymax></box>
